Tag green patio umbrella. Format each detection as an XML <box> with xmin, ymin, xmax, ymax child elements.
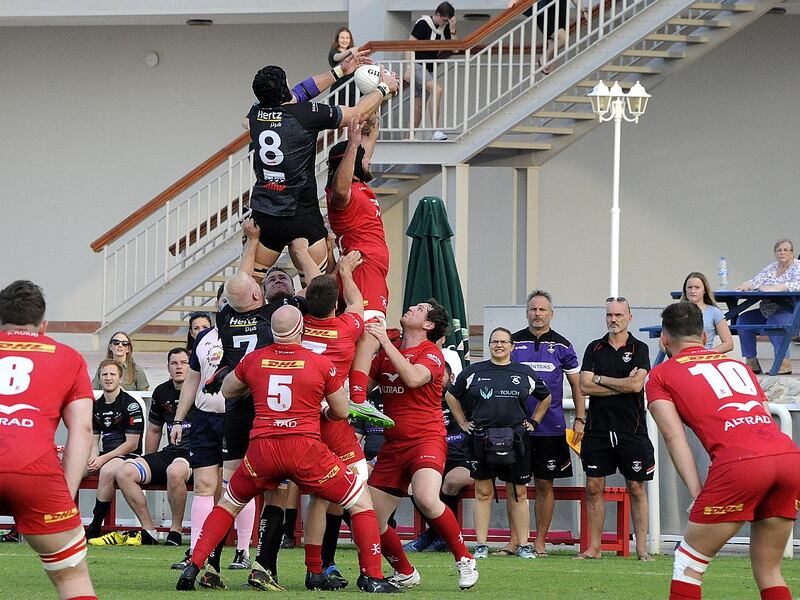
<box><xmin>403</xmin><ymin>196</ymin><xmax>470</xmax><ymax>366</ymax></box>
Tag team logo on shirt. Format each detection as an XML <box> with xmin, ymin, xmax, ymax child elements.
<box><xmin>382</xmin><ymin>372</ymin><xmax>400</xmax><ymax>383</ymax></box>
<box><xmin>480</xmin><ymin>388</ymin><xmax>494</xmax><ymax>400</ymax></box>
<box><xmin>622</xmin><ymin>352</ymin><xmax>633</xmax><ymax>363</ymax></box>
<box><xmin>718</xmin><ymin>400</ymin><xmax>763</xmax><ymax>413</ymax></box>
<box><xmin>127</xmin><ymin>402</ymin><xmax>140</xmax><ymax>413</ymax></box>
<box><xmin>547</xmin><ymin>343</ymin><xmax>556</xmax><ymax>354</ymax></box>
<box><xmin>511</xmin><ymin>376</ymin><xmax>521</xmax><ymax>385</ymax></box>
<box><xmin>631</xmin><ymin>461</ymin><xmax>642</xmax><ymax>472</ymax></box>
<box><xmin>329</xmin><ymin>367</ymin><xmax>337</xmax><ymax>378</ymax></box>
<box><xmin>546</xmin><ymin>460</ymin><xmax>556</xmax><ymax>471</ymax></box>
<box><xmin>261</xmin><ymin>359</ymin><xmax>305</xmax><ymax>369</ymax></box>
<box><xmin>0</xmin><ymin>341</ymin><xmax>56</xmax><ymax>353</ymax></box>
<box><xmin>426</xmin><ymin>353</ymin><xmax>443</xmax><ymax>368</ymax></box>
<box><xmin>43</xmin><ymin>507</ymin><xmax>79</xmax><ymax>524</ymax></box>
<box><xmin>306</xmin><ymin>327</ymin><xmax>338</xmax><ymax>339</ymax></box>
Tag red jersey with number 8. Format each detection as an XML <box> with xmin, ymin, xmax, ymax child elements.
<box><xmin>234</xmin><ymin>342</ymin><xmax>339</xmax><ymax>439</ymax></box>
<box><xmin>646</xmin><ymin>346</ymin><xmax>799</xmax><ymax>466</ymax></box>
<box><xmin>0</xmin><ymin>331</ymin><xmax>93</xmax><ymax>475</ymax></box>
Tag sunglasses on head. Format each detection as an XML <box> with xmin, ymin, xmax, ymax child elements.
<box><xmin>110</xmin><ymin>339</ymin><xmax>131</xmax><ymax>347</ymax></box>
<box><xmin>606</xmin><ymin>296</ymin><xmax>627</xmax><ymax>303</ymax></box>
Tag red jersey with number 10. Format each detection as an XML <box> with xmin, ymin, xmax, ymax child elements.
<box><xmin>234</xmin><ymin>343</ymin><xmax>339</xmax><ymax>440</ymax></box>
<box><xmin>0</xmin><ymin>331</ymin><xmax>93</xmax><ymax>475</ymax></box>
<box><xmin>646</xmin><ymin>346</ymin><xmax>799</xmax><ymax>466</ymax></box>
<box><xmin>370</xmin><ymin>340</ymin><xmax>446</xmax><ymax>443</ymax></box>
<box><xmin>302</xmin><ymin>313</ymin><xmax>364</xmax><ymax>387</ymax></box>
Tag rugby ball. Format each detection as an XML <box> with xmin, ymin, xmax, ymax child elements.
<box><xmin>353</xmin><ymin>65</ymin><xmax>382</xmax><ymax>95</ymax></box>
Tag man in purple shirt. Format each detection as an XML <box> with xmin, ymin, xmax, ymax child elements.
<box><xmin>510</xmin><ymin>290</ymin><xmax>586</xmax><ymax>557</ymax></box>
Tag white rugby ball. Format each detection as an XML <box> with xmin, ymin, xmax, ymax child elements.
<box><xmin>353</xmin><ymin>64</ymin><xmax>382</xmax><ymax>95</ymax></box>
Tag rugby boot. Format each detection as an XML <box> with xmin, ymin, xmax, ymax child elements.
<box><xmin>387</xmin><ymin>568</ymin><xmax>421</xmax><ymax>589</ymax></box>
<box><xmin>228</xmin><ymin>549</ymin><xmax>251</xmax><ymax>570</ymax></box>
<box><xmin>324</xmin><ymin>564</ymin><xmax>349</xmax><ymax>588</ymax></box>
<box><xmin>124</xmin><ymin>530</ymin><xmax>158</xmax><ymax>546</ymax></box>
<box><xmin>348</xmin><ymin>400</ymin><xmax>395</xmax><ymax>428</ymax></box>
<box><xmin>0</xmin><ymin>529</ymin><xmax>20</xmax><ymax>543</ymax></box>
<box><xmin>248</xmin><ymin>568</ymin><xmax>285</xmax><ymax>592</ymax></box>
<box><xmin>456</xmin><ymin>557</ymin><xmax>479</xmax><ymax>590</ymax></box>
<box><xmin>198</xmin><ymin>565</ymin><xmax>226</xmax><ymax>590</ymax></box>
<box><xmin>305</xmin><ymin>570</ymin><xmax>347</xmax><ymax>591</ymax></box>
<box><xmin>176</xmin><ymin>562</ymin><xmax>200</xmax><ymax>591</ymax></box>
<box><xmin>404</xmin><ymin>529</ymin><xmax>435</xmax><ymax>552</ymax></box>
<box><xmin>88</xmin><ymin>531</ymin><xmax>127</xmax><ymax>546</ymax></box>
<box><xmin>165</xmin><ymin>531</ymin><xmax>183</xmax><ymax>546</ymax></box>
<box><xmin>422</xmin><ymin>536</ymin><xmax>447</xmax><ymax>552</ymax></box>
<box><xmin>357</xmin><ymin>574</ymin><xmax>404</xmax><ymax>593</ymax></box>
<box><xmin>171</xmin><ymin>548</ymin><xmax>192</xmax><ymax>570</ymax></box>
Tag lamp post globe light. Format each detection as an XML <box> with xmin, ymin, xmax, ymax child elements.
<box><xmin>587</xmin><ymin>80</ymin><xmax>651</xmax><ymax>297</ymax></box>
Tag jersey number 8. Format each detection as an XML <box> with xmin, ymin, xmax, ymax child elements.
<box><xmin>0</xmin><ymin>356</ymin><xmax>34</xmax><ymax>395</ymax></box>
<box><xmin>258</xmin><ymin>130</ymin><xmax>284</xmax><ymax>166</ymax></box>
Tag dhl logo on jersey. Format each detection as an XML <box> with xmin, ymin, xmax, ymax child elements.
<box><xmin>43</xmin><ymin>507</ymin><xmax>78</xmax><ymax>524</ymax></box>
<box><xmin>243</xmin><ymin>456</ymin><xmax>258</xmax><ymax>478</ymax></box>
<box><xmin>261</xmin><ymin>359</ymin><xmax>305</xmax><ymax>369</ymax></box>
<box><xmin>0</xmin><ymin>341</ymin><xmax>56</xmax><ymax>353</ymax></box>
<box><xmin>703</xmin><ymin>503</ymin><xmax>743</xmax><ymax>516</ymax></box>
<box><xmin>305</xmin><ymin>328</ymin><xmax>338</xmax><ymax>339</ymax></box>
<box><xmin>676</xmin><ymin>354</ymin><xmax>727</xmax><ymax>364</ymax></box>
<box><xmin>318</xmin><ymin>465</ymin><xmax>340</xmax><ymax>484</ymax></box>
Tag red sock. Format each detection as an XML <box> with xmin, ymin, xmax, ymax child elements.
<box><xmin>304</xmin><ymin>543</ymin><xmax>323</xmax><ymax>574</ymax></box>
<box><xmin>67</xmin><ymin>597</ymin><xmax>98</xmax><ymax>600</ymax></box>
<box><xmin>760</xmin><ymin>586</ymin><xmax>792</xmax><ymax>600</ymax></box>
<box><xmin>379</xmin><ymin>526</ymin><xmax>414</xmax><ymax>575</ymax></box>
<box><xmin>191</xmin><ymin>506</ymin><xmax>234</xmax><ymax>569</ymax></box>
<box><xmin>349</xmin><ymin>371</ymin><xmax>368</xmax><ymax>403</ymax></box>
<box><xmin>430</xmin><ymin>508</ymin><xmax>472</xmax><ymax>561</ymax></box>
<box><xmin>670</xmin><ymin>580</ymin><xmax>702</xmax><ymax>599</ymax></box>
<box><xmin>350</xmin><ymin>509</ymin><xmax>384</xmax><ymax>578</ymax></box>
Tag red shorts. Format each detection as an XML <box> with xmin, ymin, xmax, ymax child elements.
<box><xmin>321</xmin><ymin>419</ymin><xmax>365</xmax><ymax>465</ymax></box>
<box><xmin>690</xmin><ymin>453</ymin><xmax>800</xmax><ymax>524</ymax></box>
<box><xmin>0</xmin><ymin>469</ymin><xmax>82</xmax><ymax>535</ymax></box>
<box><xmin>342</xmin><ymin>260</ymin><xmax>388</xmax><ymax>315</ymax></box>
<box><xmin>369</xmin><ymin>437</ymin><xmax>447</xmax><ymax>497</ymax></box>
<box><xmin>228</xmin><ymin>436</ymin><xmax>363</xmax><ymax>509</ymax></box>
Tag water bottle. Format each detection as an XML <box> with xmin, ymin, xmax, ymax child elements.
<box><xmin>718</xmin><ymin>256</ymin><xmax>728</xmax><ymax>290</ymax></box>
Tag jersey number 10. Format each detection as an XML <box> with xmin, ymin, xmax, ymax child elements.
<box><xmin>688</xmin><ymin>361</ymin><xmax>758</xmax><ymax>400</ymax></box>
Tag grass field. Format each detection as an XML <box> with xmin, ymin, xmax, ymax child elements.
<box><xmin>1</xmin><ymin>544</ymin><xmax>798</xmax><ymax>599</ymax></box>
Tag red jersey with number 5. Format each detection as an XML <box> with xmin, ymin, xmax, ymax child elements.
<box><xmin>326</xmin><ymin>183</ymin><xmax>389</xmax><ymax>272</ymax></box>
<box><xmin>234</xmin><ymin>343</ymin><xmax>339</xmax><ymax>439</ymax></box>
<box><xmin>0</xmin><ymin>331</ymin><xmax>93</xmax><ymax>475</ymax></box>
<box><xmin>646</xmin><ymin>346</ymin><xmax>799</xmax><ymax>466</ymax></box>
<box><xmin>302</xmin><ymin>313</ymin><xmax>363</xmax><ymax>387</ymax></box>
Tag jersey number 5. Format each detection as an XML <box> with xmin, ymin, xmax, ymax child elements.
<box><xmin>0</xmin><ymin>356</ymin><xmax>34</xmax><ymax>395</ymax></box>
<box><xmin>267</xmin><ymin>374</ymin><xmax>293</xmax><ymax>411</ymax></box>
<box><xmin>688</xmin><ymin>361</ymin><xmax>758</xmax><ymax>400</ymax></box>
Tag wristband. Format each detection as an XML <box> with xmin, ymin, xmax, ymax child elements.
<box><xmin>574</xmin><ymin>416</ymin><xmax>585</xmax><ymax>424</ymax></box>
<box><xmin>376</xmin><ymin>82</ymin><xmax>390</xmax><ymax>97</ymax></box>
<box><xmin>530</xmin><ymin>418</ymin><xmax>540</xmax><ymax>431</ymax></box>
<box><xmin>331</xmin><ymin>65</ymin><xmax>344</xmax><ymax>81</ymax></box>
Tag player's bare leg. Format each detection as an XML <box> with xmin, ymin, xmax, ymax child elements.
<box><xmin>750</xmin><ymin>517</ymin><xmax>794</xmax><ymax>596</ymax></box>
<box><xmin>114</xmin><ymin>459</ymin><xmax>159</xmax><ymax>544</ymax></box>
<box><xmin>253</xmin><ymin>244</ymin><xmax>281</xmax><ymax>285</ymax></box>
<box><xmin>670</xmin><ymin>520</ymin><xmax>742</xmax><ymax>600</ymax></box>
<box><xmin>166</xmin><ymin>459</ymin><xmax>191</xmax><ymax>541</ymax></box>
<box><xmin>580</xmin><ymin>475</ymin><xmax>606</xmax><ymax>558</ymax></box>
<box><xmin>533</xmin><ymin>477</ymin><xmax>554</xmax><ymax>555</ymax></box>
<box><xmin>86</xmin><ymin>457</ymin><xmax>128</xmax><ymax>541</ymax></box>
<box><xmin>26</xmin><ymin>526</ymin><xmax>96</xmax><ymax>600</ymax></box>
<box><xmin>627</xmin><ymin>479</ymin><xmax>650</xmax><ymax>559</ymax></box>
<box><xmin>287</xmin><ymin>238</ymin><xmax>328</xmax><ymax>287</ymax></box>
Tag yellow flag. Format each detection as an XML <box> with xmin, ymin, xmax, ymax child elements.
<box><xmin>566</xmin><ymin>428</ymin><xmax>582</xmax><ymax>455</ymax></box>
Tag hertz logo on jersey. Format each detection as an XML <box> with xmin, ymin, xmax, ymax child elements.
<box><xmin>260</xmin><ymin>359</ymin><xmax>305</xmax><ymax>369</ymax></box>
<box><xmin>0</xmin><ymin>341</ymin><xmax>56</xmax><ymax>353</ymax></box>
<box><xmin>305</xmin><ymin>328</ymin><xmax>338</xmax><ymax>339</ymax></box>
<box><xmin>675</xmin><ymin>354</ymin><xmax>727</xmax><ymax>364</ymax></box>
<box><xmin>703</xmin><ymin>503</ymin><xmax>744</xmax><ymax>516</ymax></box>
<box><xmin>44</xmin><ymin>507</ymin><xmax>78</xmax><ymax>524</ymax></box>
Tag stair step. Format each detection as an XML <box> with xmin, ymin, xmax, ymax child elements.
<box><xmin>487</xmin><ymin>141</ymin><xmax>552</xmax><ymax>150</ymax></box>
<box><xmin>600</xmin><ymin>64</ymin><xmax>662</xmax><ymax>74</ymax></box>
<box><xmin>689</xmin><ymin>2</ymin><xmax>754</xmax><ymax>10</ymax></box>
<box><xmin>167</xmin><ymin>305</ymin><xmax>219</xmax><ymax>313</ymax></box>
<box><xmin>373</xmin><ymin>172</ymin><xmax>421</xmax><ymax>180</ymax></box>
<box><xmin>206</xmin><ymin>275</ymin><xmax>227</xmax><ymax>283</ymax></box>
<box><xmin>184</xmin><ymin>290</ymin><xmax>219</xmax><ymax>298</ymax></box>
<box><xmin>621</xmin><ymin>49</ymin><xmax>685</xmax><ymax>59</ymax></box>
<box><xmin>510</xmin><ymin>125</ymin><xmax>574</xmax><ymax>135</ymax></box>
<box><xmin>374</xmin><ymin>187</ymin><xmax>399</xmax><ymax>195</ymax></box>
<box><xmin>576</xmin><ymin>80</ymin><xmax>635</xmax><ymax>89</ymax></box>
<box><xmin>533</xmin><ymin>110</ymin><xmax>596</xmax><ymax>120</ymax></box>
<box><xmin>555</xmin><ymin>95</ymin><xmax>592</xmax><ymax>104</ymax></box>
<box><xmin>668</xmin><ymin>17</ymin><xmax>732</xmax><ymax>27</ymax></box>
<box><xmin>146</xmin><ymin>320</ymin><xmax>193</xmax><ymax>328</ymax></box>
<box><xmin>644</xmin><ymin>33</ymin><xmax>710</xmax><ymax>43</ymax></box>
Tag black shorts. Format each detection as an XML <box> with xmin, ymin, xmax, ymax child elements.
<box><xmin>100</xmin><ymin>451</ymin><xmax>140</xmax><ymax>461</ymax></box>
<box><xmin>580</xmin><ymin>431</ymin><xmax>655</xmax><ymax>481</ymax></box>
<box><xmin>222</xmin><ymin>395</ymin><xmax>255</xmax><ymax>462</ymax></box>
<box><xmin>142</xmin><ymin>446</ymin><xmax>190</xmax><ymax>485</ymax></box>
<box><xmin>190</xmin><ymin>410</ymin><xmax>225</xmax><ymax>469</ymax></box>
<box><xmin>444</xmin><ymin>459</ymin><xmax>471</xmax><ymax>475</ymax></box>
<box><xmin>530</xmin><ymin>434</ymin><xmax>573</xmax><ymax>480</ymax></box>
<box><xmin>252</xmin><ymin>209</ymin><xmax>328</xmax><ymax>254</ymax></box>
<box><xmin>470</xmin><ymin>434</ymin><xmax>531</xmax><ymax>486</ymax></box>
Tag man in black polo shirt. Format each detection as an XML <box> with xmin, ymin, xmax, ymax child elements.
<box><xmin>578</xmin><ymin>297</ymin><xmax>654</xmax><ymax>561</ymax></box>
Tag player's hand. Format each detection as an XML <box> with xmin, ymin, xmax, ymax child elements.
<box><xmin>337</xmin><ymin>250</ymin><xmax>363</xmax><ymax>276</ymax></box>
<box><xmin>403</xmin><ymin>67</ymin><xmax>412</xmax><ymax>84</ymax></box>
<box><xmin>347</xmin><ymin>116</ymin><xmax>364</xmax><ymax>147</ymax></box>
<box><xmin>380</xmin><ymin>68</ymin><xmax>399</xmax><ymax>96</ymax></box>
<box><xmin>572</xmin><ymin>418</ymin><xmax>585</xmax><ymax>443</ymax></box>
<box><xmin>204</xmin><ymin>366</ymin><xmax>231</xmax><ymax>395</ymax></box>
<box><xmin>629</xmin><ymin>366</ymin><xmax>640</xmax><ymax>378</ymax></box>
<box><xmin>170</xmin><ymin>422</ymin><xmax>183</xmax><ymax>445</ymax></box>
<box><xmin>460</xmin><ymin>420</ymin><xmax>474</xmax><ymax>434</ymax></box>
<box><xmin>736</xmin><ymin>282</ymin><xmax>753</xmax><ymax>291</ymax></box>
<box><xmin>242</xmin><ymin>217</ymin><xmax>260</xmax><ymax>241</ymax></box>
<box><xmin>365</xmin><ymin>319</ymin><xmax>390</xmax><ymax>345</ymax></box>
<box><xmin>448</xmin><ymin>15</ymin><xmax>457</xmax><ymax>31</ymax></box>
<box><xmin>87</xmin><ymin>455</ymin><xmax>105</xmax><ymax>472</ymax></box>
<box><xmin>341</xmin><ymin>47</ymin><xmax>374</xmax><ymax>75</ymax></box>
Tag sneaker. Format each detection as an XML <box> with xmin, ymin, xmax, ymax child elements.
<box><xmin>473</xmin><ymin>544</ymin><xmax>489</xmax><ymax>559</ymax></box>
<box><xmin>324</xmin><ymin>564</ymin><xmax>349</xmax><ymax>588</ymax></box>
<box><xmin>88</xmin><ymin>531</ymin><xmax>127</xmax><ymax>546</ymax></box>
<box><xmin>176</xmin><ymin>562</ymin><xmax>200</xmax><ymax>591</ymax></box>
<box><xmin>171</xmin><ymin>549</ymin><xmax>192</xmax><ymax>570</ymax></box>
<box><xmin>280</xmin><ymin>534</ymin><xmax>296</xmax><ymax>549</ymax></box>
<box><xmin>124</xmin><ymin>531</ymin><xmax>158</xmax><ymax>546</ymax></box>
<box><xmin>456</xmin><ymin>557</ymin><xmax>479</xmax><ymax>590</ymax></box>
<box><xmin>357</xmin><ymin>574</ymin><xmax>404</xmax><ymax>593</ymax></box>
<box><xmin>404</xmin><ymin>529</ymin><xmax>436</xmax><ymax>552</ymax></box>
<box><xmin>348</xmin><ymin>400</ymin><xmax>395</xmax><ymax>428</ymax></box>
<box><xmin>199</xmin><ymin>566</ymin><xmax>226</xmax><ymax>590</ymax></box>
<box><xmin>165</xmin><ymin>531</ymin><xmax>182</xmax><ymax>546</ymax></box>
<box><xmin>387</xmin><ymin>568</ymin><xmax>421</xmax><ymax>589</ymax></box>
<box><xmin>305</xmin><ymin>570</ymin><xmax>347</xmax><ymax>591</ymax></box>
<box><xmin>248</xmin><ymin>568</ymin><xmax>285</xmax><ymax>592</ymax></box>
<box><xmin>423</xmin><ymin>536</ymin><xmax>447</xmax><ymax>552</ymax></box>
<box><xmin>228</xmin><ymin>549</ymin><xmax>251</xmax><ymax>570</ymax></box>
<box><xmin>0</xmin><ymin>530</ymin><xmax>20</xmax><ymax>543</ymax></box>
<box><xmin>432</xmin><ymin>130</ymin><xmax>448</xmax><ymax>141</ymax></box>
<box><xmin>515</xmin><ymin>544</ymin><xmax>535</xmax><ymax>559</ymax></box>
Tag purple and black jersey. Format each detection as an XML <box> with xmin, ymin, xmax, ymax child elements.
<box><xmin>511</xmin><ymin>328</ymin><xmax>579</xmax><ymax>436</ymax></box>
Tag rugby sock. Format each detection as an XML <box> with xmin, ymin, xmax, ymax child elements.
<box><xmin>190</xmin><ymin>495</ymin><xmax>215</xmax><ymax>551</ymax></box>
<box><xmin>379</xmin><ymin>526</ymin><xmax>413</xmax><ymax>575</ymax></box>
<box><xmin>351</xmin><ymin>509</ymin><xmax>383</xmax><ymax>578</ymax></box>
<box><xmin>235</xmin><ymin>499</ymin><xmax>256</xmax><ymax>552</ymax></box>
<box><xmin>305</xmin><ymin>543</ymin><xmax>323</xmax><ymax>574</ymax></box>
<box><xmin>283</xmin><ymin>507</ymin><xmax>298</xmax><ymax>539</ymax></box>
<box><xmin>430</xmin><ymin>509</ymin><xmax>472</xmax><ymax>561</ymax></box>
<box><xmin>349</xmin><ymin>371</ymin><xmax>369</xmax><ymax>403</ymax></box>
<box><xmin>760</xmin><ymin>587</ymin><xmax>792</xmax><ymax>600</ymax></box>
<box><xmin>669</xmin><ymin>581</ymin><xmax>702</xmax><ymax>599</ymax></box>
<box><xmin>66</xmin><ymin>596</ymin><xmax>98</xmax><ymax>600</ymax></box>
<box><xmin>321</xmin><ymin>512</ymin><xmax>344</xmax><ymax>567</ymax></box>
<box><xmin>88</xmin><ymin>500</ymin><xmax>112</xmax><ymax>532</ymax></box>
<box><xmin>190</xmin><ymin>506</ymin><xmax>233</xmax><ymax>569</ymax></box>
<box><xmin>255</xmin><ymin>504</ymin><xmax>284</xmax><ymax>576</ymax></box>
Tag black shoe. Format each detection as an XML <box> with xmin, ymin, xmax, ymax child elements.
<box><xmin>84</xmin><ymin>526</ymin><xmax>101</xmax><ymax>541</ymax></box>
<box><xmin>280</xmin><ymin>534</ymin><xmax>295</xmax><ymax>549</ymax></box>
<box><xmin>306</xmin><ymin>570</ymin><xmax>347</xmax><ymax>591</ymax></box>
<box><xmin>171</xmin><ymin>548</ymin><xmax>192</xmax><ymax>570</ymax></box>
<box><xmin>0</xmin><ymin>530</ymin><xmax>20</xmax><ymax>543</ymax></box>
<box><xmin>357</xmin><ymin>574</ymin><xmax>404</xmax><ymax>593</ymax></box>
<box><xmin>165</xmin><ymin>531</ymin><xmax>183</xmax><ymax>546</ymax></box>
<box><xmin>176</xmin><ymin>562</ymin><xmax>200</xmax><ymax>591</ymax></box>
<box><xmin>324</xmin><ymin>564</ymin><xmax>349</xmax><ymax>588</ymax></box>
<box><xmin>199</xmin><ymin>566</ymin><xmax>226</xmax><ymax>590</ymax></box>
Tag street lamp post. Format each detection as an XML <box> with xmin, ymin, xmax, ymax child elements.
<box><xmin>587</xmin><ymin>80</ymin><xmax>651</xmax><ymax>297</ymax></box>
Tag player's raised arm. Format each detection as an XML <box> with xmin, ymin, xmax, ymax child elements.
<box><xmin>238</xmin><ymin>217</ymin><xmax>261</xmax><ymax>277</ymax></box>
<box><xmin>291</xmin><ymin>48</ymin><xmax>373</xmax><ymax>104</ymax></box>
<box><xmin>340</xmin><ymin>68</ymin><xmax>399</xmax><ymax>124</ymax></box>
<box><xmin>336</xmin><ymin>250</ymin><xmax>364</xmax><ymax>316</ymax></box>
<box><xmin>330</xmin><ymin>117</ymin><xmax>363</xmax><ymax>208</ymax></box>
<box><xmin>61</xmin><ymin>397</ymin><xmax>94</xmax><ymax>497</ymax></box>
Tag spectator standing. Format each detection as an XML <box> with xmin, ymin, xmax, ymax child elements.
<box><xmin>679</xmin><ymin>272</ymin><xmax>733</xmax><ymax>353</ymax></box>
<box><xmin>578</xmin><ymin>297</ymin><xmax>654</xmax><ymax>560</ymax></box>
<box><xmin>92</xmin><ymin>331</ymin><xmax>149</xmax><ymax>391</ymax></box>
<box><xmin>328</xmin><ymin>27</ymin><xmax>358</xmax><ymax>106</ymax></box>
<box><xmin>735</xmin><ymin>238</ymin><xmax>800</xmax><ymax>375</ymax></box>
<box><xmin>510</xmin><ymin>289</ymin><xmax>585</xmax><ymax>557</ymax></box>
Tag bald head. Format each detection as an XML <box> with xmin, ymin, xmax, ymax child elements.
<box><xmin>271</xmin><ymin>305</ymin><xmax>303</xmax><ymax>344</ymax></box>
<box><xmin>224</xmin><ymin>272</ymin><xmax>263</xmax><ymax>312</ymax></box>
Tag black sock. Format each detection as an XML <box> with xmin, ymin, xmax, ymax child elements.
<box><xmin>440</xmin><ymin>491</ymin><xmax>461</xmax><ymax>518</ymax></box>
<box><xmin>341</xmin><ymin>511</ymin><xmax>351</xmax><ymax>528</ymax></box>
<box><xmin>256</xmin><ymin>504</ymin><xmax>284</xmax><ymax>577</ymax></box>
<box><xmin>321</xmin><ymin>513</ymin><xmax>344</xmax><ymax>568</ymax></box>
<box><xmin>388</xmin><ymin>510</ymin><xmax>397</xmax><ymax>530</ymax></box>
<box><xmin>207</xmin><ymin>533</ymin><xmax>227</xmax><ymax>572</ymax></box>
<box><xmin>141</xmin><ymin>529</ymin><xmax>158</xmax><ymax>545</ymax></box>
<box><xmin>89</xmin><ymin>499</ymin><xmax>112</xmax><ymax>530</ymax></box>
<box><xmin>282</xmin><ymin>508</ymin><xmax>298</xmax><ymax>539</ymax></box>
<box><xmin>409</xmin><ymin>495</ymin><xmax>432</xmax><ymax>529</ymax></box>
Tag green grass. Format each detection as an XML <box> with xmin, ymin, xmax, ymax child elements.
<box><xmin>0</xmin><ymin>544</ymin><xmax>797</xmax><ymax>598</ymax></box>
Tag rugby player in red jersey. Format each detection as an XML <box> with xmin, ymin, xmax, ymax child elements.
<box><xmin>177</xmin><ymin>305</ymin><xmax>398</xmax><ymax>593</ymax></box>
<box><xmin>0</xmin><ymin>280</ymin><xmax>96</xmax><ymax>600</ymax></box>
<box><xmin>647</xmin><ymin>302</ymin><xmax>800</xmax><ymax>600</ymax></box>
<box><xmin>364</xmin><ymin>301</ymin><xmax>479</xmax><ymax>590</ymax></box>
